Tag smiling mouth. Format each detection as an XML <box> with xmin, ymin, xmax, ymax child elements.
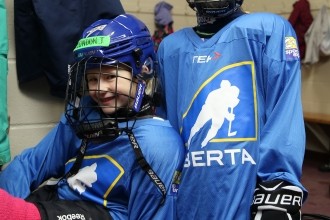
<box><xmin>98</xmin><ymin>96</ymin><xmax>116</xmax><ymax>106</ymax></box>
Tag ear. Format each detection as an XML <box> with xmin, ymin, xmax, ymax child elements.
<box><xmin>141</xmin><ymin>65</ymin><xmax>149</xmax><ymax>75</ymax></box>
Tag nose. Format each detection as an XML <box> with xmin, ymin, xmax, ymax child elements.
<box><xmin>98</xmin><ymin>78</ymin><xmax>109</xmax><ymax>92</ymax></box>
<box><xmin>93</xmin><ymin>80</ymin><xmax>107</xmax><ymax>100</ymax></box>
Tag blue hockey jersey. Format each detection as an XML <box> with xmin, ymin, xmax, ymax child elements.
<box><xmin>157</xmin><ymin>12</ymin><xmax>307</xmax><ymax>219</ymax></box>
<box><xmin>0</xmin><ymin>114</ymin><xmax>185</xmax><ymax>220</ymax></box>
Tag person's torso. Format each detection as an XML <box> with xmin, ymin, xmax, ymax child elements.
<box><xmin>158</xmin><ymin>12</ymin><xmax>301</xmax><ymax>219</ymax></box>
<box><xmin>57</xmin><ymin>117</ymin><xmax>184</xmax><ymax>219</ymax></box>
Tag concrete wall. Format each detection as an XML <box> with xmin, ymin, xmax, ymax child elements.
<box><xmin>4</xmin><ymin>0</ymin><xmax>330</xmax><ymax>158</ymax></box>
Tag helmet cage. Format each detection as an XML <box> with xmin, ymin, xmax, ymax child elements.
<box><xmin>187</xmin><ymin>0</ymin><xmax>243</xmax><ymax>18</ymax></box>
<box><xmin>65</xmin><ymin>57</ymin><xmax>137</xmax><ymax>142</ymax></box>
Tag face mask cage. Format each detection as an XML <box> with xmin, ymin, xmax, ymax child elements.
<box><xmin>187</xmin><ymin>0</ymin><xmax>240</xmax><ymax>20</ymax></box>
<box><xmin>65</xmin><ymin>56</ymin><xmax>138</xmax><ymax>142</ymax></box>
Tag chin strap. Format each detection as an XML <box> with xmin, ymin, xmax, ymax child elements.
<box><xmin>64</xmin><ymin>138</ymin><xmax>88</xmax><ymax>179</ymax></box>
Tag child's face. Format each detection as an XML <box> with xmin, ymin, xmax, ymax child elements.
<box><xmin>86</xmin><ymin>65</ymin><xmax>136</xmax><ymax>115</ymax></box>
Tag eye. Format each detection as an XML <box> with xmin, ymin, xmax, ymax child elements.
<box><xmin>86</xmin><ymin>73</ymin><xmax>99</xmax><ymax>84</ymax></box>
<box><xmin>103</xmin><ymin>73</ymin><xmax>117</xmax><ymax>81</ymax></box>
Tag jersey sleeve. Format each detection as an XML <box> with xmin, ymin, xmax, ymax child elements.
<box><xmin>0</xmin><ymin>114</ymin><xmax>81</xmax><ymax>198</ymax></box>
<box><xmin>257</xmin><ymin>16</ymin><xmax>307</xmax><ymax>199</ymax></box>
<box><xmin>123</xmin><ymin>122</ymin><xmax>184</xmax><ymax>220</ymax></box>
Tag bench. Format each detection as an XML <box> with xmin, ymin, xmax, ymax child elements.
<box><xmin>304</xmin><ymin>112</ymin><xmax>330</xmax><ymax>125</ymax></box>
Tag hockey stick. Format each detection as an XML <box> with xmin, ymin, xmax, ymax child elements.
<box><xmin>228</xmin><ymin>107</ymin><xmax>237</xmax><ymax>137</ymax></box>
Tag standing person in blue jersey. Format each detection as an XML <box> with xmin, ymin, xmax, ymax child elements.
<box><xmin>0</xmin><ymin>14</ymin><xmax>185</xmax><ymax>220</ymax></box>
<box><xmin>157</xmin><ymin>0</ymin><xmax>307</xmax><ymax>219</ymax></box>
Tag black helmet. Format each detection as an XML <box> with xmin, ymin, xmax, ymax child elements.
<box><xmin>187</xmin><ymin>0</ymin><xmax>243</xmax><ymax>19</ymax></box>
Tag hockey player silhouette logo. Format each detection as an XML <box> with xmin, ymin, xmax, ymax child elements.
<box><xmin>187</xmin><ymin>80</ymin><xmax>240</xmax><ymax>148</ymax></box>
<box><xmin>181</xmin><ymin>62</ymin><xmax>258</xmax><ymax>149</ymax></box>
<box><xmin>67</xmin><ymin>163</ymin><xmax>98</xmax><ymax>194</ymax></box>
<box><xmin>65</xmin><ymin>155</ymin><xmax>125</xmax><ymax>202</ymax></box>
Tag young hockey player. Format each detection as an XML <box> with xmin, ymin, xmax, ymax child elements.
<box><xmin>0</xmin><ymin>14</ymin><xmax>184</xmax><ymax>220</ymax></box>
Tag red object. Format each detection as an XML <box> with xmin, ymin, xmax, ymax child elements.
<box><xmin>288</xmin><ymin>0</ymin><xmax>313</xmax><ymax>59</ymax></box>
<box><xmin>152</xmin><ymin>24</ymin><xmax>174</xmax><ymax>52</ymax></box>
<box><xmin>0</xmin><ymin>189</ymin><xmax>41</xmax><ymax>220</ymax></box>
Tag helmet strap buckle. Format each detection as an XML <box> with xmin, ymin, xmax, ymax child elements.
<box><xmin>132</xmin><ymin>48</ymin><xmax>143</xmax><ymax>68</ymax></box>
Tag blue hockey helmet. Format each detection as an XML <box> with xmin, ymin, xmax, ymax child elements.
<box><xmin>65</xmin><ymin>14</ymin><xmax>159</xmax><ymax>141</ymax></box>
<box><xmin>187</xmin><ymin>0</ymin><xmax>244</xmax><ymax>18</ymax></box>
<box><xmin>73</xmin><ymin>14</ymin><xmax>155</xmax><ymax>78</ymax></box>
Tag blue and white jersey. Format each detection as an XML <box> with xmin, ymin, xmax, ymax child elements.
<box><xmin>157</xmin><ymin>12</ymin><xmax>306</xmax><ymax>219</ymax></box>
<box><xmin>0</xmin><ymin>114</ymin><xmax>185</xmax><ymax>220</ymax></box>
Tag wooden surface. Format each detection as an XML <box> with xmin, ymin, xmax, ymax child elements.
<box><xmin>304</xmin><ymin>112</ymin><xmax>330</xmax><ymax>125</ymax></box>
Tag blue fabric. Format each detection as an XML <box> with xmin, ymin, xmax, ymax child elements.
<box><xmin>158</xmin><ymin>12</ymin><xmax>306</xmax><ymax>219</ymax></box>
<box><xmin>0</xmin><ymin>115</ymin><xmax>185</xmax><ymax>219</ymax></box>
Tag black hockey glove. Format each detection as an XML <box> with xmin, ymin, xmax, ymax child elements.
<box><xmin>251</xmin><ymin>180</ymin><xmax>303</xmax><ymax>220</ymax></box>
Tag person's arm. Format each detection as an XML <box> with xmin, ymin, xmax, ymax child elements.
<box><xmin>0</xmin><ymin>114</ymin><xmax>80</xmax><ymax>198</ymax></box>
<box><xmin>251</xmin><ymin>15</ymin><xmax>307</xmax><ymax>220</ymax></box>
<box><xmin>126</xmin><ymin>123</ymin><xmax>185</xmax><ymax>220</ymax></box>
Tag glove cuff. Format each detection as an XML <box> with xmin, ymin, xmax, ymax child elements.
<box><xmin>251</xmin><ymin>180</ymin><xmax>303</xmax><ymax>220</ymax></box>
